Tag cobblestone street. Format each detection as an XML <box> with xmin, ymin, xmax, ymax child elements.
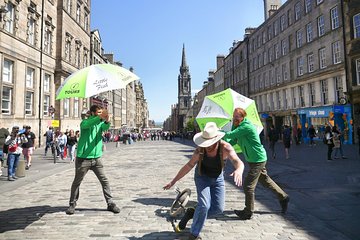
<box><xmin>0</xmin><ymin>140</ymin><xmax>359</xmax><ymax>240</ymax></box>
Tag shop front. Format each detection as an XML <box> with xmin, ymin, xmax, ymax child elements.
<box><xmin>297</xmin><ymin>105</ymin><xmax>353</xmax><ymax>144</ymax></box>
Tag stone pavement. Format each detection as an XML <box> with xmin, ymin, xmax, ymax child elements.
<box><xmin>0</xmin><ymin>139</ymin><xmax>359</xmax><ymax>240</ymax></box>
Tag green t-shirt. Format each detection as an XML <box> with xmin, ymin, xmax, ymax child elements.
<box><xmin>223</xmin><ymin>118</ymin><xmax>267</xmax><ymax>163</ymax></box>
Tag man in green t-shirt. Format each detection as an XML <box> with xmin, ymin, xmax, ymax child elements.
<box><xmin>223</xmin><ymin>107</ymin><xmax>289</xmax><ymax>220</ymax></box>
<box><xmin>65</xmin><ymin>105</ymin><xmax>120</xmax><ymax>215</ymax></box>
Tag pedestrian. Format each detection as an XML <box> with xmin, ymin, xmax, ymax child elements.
<box><xmin>297</xmin><ymin>127</ymin><xmax>302</xmax><ymax>145</ymax></box>
<box><xmin>5</xmin><ymin>126</ymin><xmax>28</xmax><ymax>181</ymax></box>
<box><xmin>283</xmin><ymin>125</ymin><xmax>291</xmax><ymax>159</ymax></box>
<box><xmin>307</xmin><ymin>125</ymin><xmax>316</xmax><ymax>147</ymax></box>
<box><xmin>21</xmin><ymin>126</ymin><xmax>36</xmax><ymax>170</ymax></box>
<box><xmin>0</xmin><ymin>126</ymin><xmax>10</xmax><ymax>176</ymax></box>
<box><xmin>223</xmin><ymin>107</ymin><xmax>290</xmax><ymax>220</ymax></box>
<box><xmin>163</xmin><ymin>122</ymin><xmax>244</xmax><ymax>240</ymax></box>
<box><xmin>324</xmin><ymin>125</ymin><xmax>334</xmax><ymax>161</ymax></box>
<box><xmin>267</xmin><ymin>125</ymin><xmax>278</xmax><ymax>159</ymax></box>
<box><xmin>332</xmin><ymin>125</ymin><xmax>347</xmax><ymax>159</ymax></box>
<box><xmin>56</xmin><ymin>131</ymin><xmax>67</xmax><ymax>159</ymax></box>
<box><xmin>66</xmin><ymin>105</ymin><xmax>120</xmax><ymax>215</ymax></box>
<box><xmin>66</xmin><ymin>129</ymin><xmax>77</xmax><ymax>162</ymax></box>
<box><xmin>44</xmin><ymin>126</ymin><xmax>55</xmax><ymax>156</ymax></box>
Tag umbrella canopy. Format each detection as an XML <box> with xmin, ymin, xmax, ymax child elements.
<box><xmin>196</xmin><ymin>88</ymin><xmax>263</xmax><ymax>152</ymax></box>
<box><xmin>56</xmin><ymin>64</ymin><xmax>140</xmax><ymax>100</ymax></box>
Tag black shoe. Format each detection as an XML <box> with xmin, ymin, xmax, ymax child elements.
<box><xmin>66</xmin><ymin>204</ymin><xmax>76</xmax><ymax>215</ymax></box>
<box><xmin>107</xmin><ymin>203</ymin><xmax>120</xmax><ymax>214</ymax></box>
<box><xmin>280</xmin><ymin>196</ymin><xmax>290</xmax><ymax>214</ymax></box>
<box><xmin>177</xmin><ymin>207</ymin><xmax>195</xmax><ymax>231</ymax></box>
<box><xmin>188</xmin><ymin>234</ymin><xmax>202</xmax><ymax>240</ymax></box>
<box><xmin>234</xmin><ymin>209</ymin><xmax>253</xmax><ymax>220</ymax></box>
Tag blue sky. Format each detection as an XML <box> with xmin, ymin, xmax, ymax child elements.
<box><xmin>91</xmin><ymin>0</ymin><xmax>285</xmax><ymax>122</ymax></box>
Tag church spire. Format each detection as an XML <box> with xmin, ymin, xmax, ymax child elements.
<box><xmin>181</xmin><ymin>43</ymin><xmax>187</xmax><ymax>68</ymax></box>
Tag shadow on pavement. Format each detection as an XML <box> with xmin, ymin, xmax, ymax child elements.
<box><xmin>128</xmin><ymin>230</ymin><xmax>189</xmax><ymax>240</ymax></box>
<box><xmin>133</xmin><ymin>197</ymin><xmax>174</xmax><ymax>207</ymax></box>
<box><xmin>0</xmin><ymin>205</ymin><xmax>65</xmax><ymax>233</ymax></box>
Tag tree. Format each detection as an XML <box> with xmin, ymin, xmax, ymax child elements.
<box><xmin>185</xmin><ymin>117</ymin><xmax>195</xmax><ymax>132</ymax></box>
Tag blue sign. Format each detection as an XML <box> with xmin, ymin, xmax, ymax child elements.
<box><xmin>297</xmin><ymin>106</ymin><xmax>332</xmax><ymax>117</ymax></box>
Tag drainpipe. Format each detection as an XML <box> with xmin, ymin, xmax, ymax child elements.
<box><xmin>38</xmin><ymin>0</ymin><xmax>45</xmax><ymax>148</ymax></box>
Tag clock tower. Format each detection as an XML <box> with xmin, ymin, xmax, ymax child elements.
<box><xmin>177</xmin><ymin>44</ymin><xmax>192</xmax><ymax>132</ymax></box>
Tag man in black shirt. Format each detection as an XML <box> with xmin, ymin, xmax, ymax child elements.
<box><xmin>21</xmin><ymin>126</ymin><xmax>36</xmax><ymax>170</ymax></box>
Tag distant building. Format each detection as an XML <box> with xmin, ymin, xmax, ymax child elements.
<box><xmin>0</xmin><ymin>0</ymin><xmax>91</xmax><ymax>143</ymax></box>
<box><xmin>343</xmin><ymin>0</ymin><xmax>360</xmax><ymax>143</ymax></box>
<box><xmin>177</xmin><ymin>44</ymin><xmax>192</xmax><ymax>132</ymax></box>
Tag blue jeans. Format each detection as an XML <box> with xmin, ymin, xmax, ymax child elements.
<box><xmin>190</xmin><ymin>169</ymin><xmax>225</xmax><ymax>237</ymax></box>
<box><xmin>7</xmin><ymin>153</ymin><xmax>20</xmax><ymax>177</ymax></box>
<box><xmin>67</xmin><ymin>145</ymin><xmax>76</xmax><ymax>161</ymax></box>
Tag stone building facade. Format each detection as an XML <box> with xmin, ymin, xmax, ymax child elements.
<box><xmin>248</xmin><ymin>0</ymin><xmax>350</xmax><ymax>142</ymax></box>
<box><xmin>126</xmin><ymin>69</ymin><xmax>136</xmax><ymax>130</ymax></box>
<box><xmin>343</xmin><ymin>0</ymin><xmax>360</xmax><ymax>141</ymax></box>
<box><xmin>182</xmin><ymin>0</ymin><xmax>354</xmax><ymax>144</ymax></box>
<box><xmin>0</xmin><ymin>0</ymin><xmax>63</xmax><ymax>145</ymax></box>
<box><xmin>0</xmin><ymin>0</ymin><xmax>149</xmax><ymax>145</ymax></box>
<box><xmin>135</xmin><ymin>81</ymin><xmax>148</xmax><ymax>129</ymax></box>
<box><xmin>54</xmin><ymin>0</ymin><xmax>91</xmax><ymax>133</ymax></box>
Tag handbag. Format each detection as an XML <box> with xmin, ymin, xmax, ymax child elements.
<box><xmin>8</xmin><ymin>143</ymin><xmax>18</xmax><ymax>152</ymax></box>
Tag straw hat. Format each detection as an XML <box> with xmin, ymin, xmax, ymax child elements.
<box><xmin>193</xmin><ymin>122</ymin><xmax>225</xmax><ymax>148</ymax></box>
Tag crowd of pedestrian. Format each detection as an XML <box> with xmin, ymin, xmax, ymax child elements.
<box><xmin>44</xmin><ymin>127</ymin><xmax>79</xmax><ymax>162</ymax></box>
<box><xmin>0</xmin><ymin>125</ymin><xmax>36</xmax><ymax>180</ymax></box>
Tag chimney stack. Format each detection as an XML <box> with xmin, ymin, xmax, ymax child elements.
<box><xmin>216</xmin><ymin>55</ymin><xmax>225</xmax><ymax>69</ymax></box>
<box><xmin>263</xmin><ymin>0</ymin><xmax>282</xmax><ymax>20</ymax></box>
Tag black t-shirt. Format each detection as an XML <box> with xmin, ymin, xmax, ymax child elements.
<box><xmin>22</xmin><ymin>132</ymin><xmax>36</xmax><ymax>148</ymax></box>
<box><xmin>67</xmin><ymin>136</ymin><xmax>77</xmax><ymax>146</ymax></box>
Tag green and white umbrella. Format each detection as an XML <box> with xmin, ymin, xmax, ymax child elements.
<box><xmin>196</xmin><ymin>88</ymin><xmax>263</xmax><ymax>152</ymax></box>
<box><xmin>56</xmin><ymin>64</ymin><xmax>140</xmax><ymax>100</ymax></box>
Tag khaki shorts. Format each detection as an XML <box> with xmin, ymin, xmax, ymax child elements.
<box><xmin>22</xmin><ymin>147</ymin><xmax>34</xmax><ymax>157</ymax></box>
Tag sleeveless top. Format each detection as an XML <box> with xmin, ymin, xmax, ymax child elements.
<box><xmin>197</xmin><ymin>143</ymin><xmax>224</xmax><ymax>178</ymax></box>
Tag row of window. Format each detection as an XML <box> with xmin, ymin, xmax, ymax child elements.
<box><xmin>249</xmin><ymin>42</ymin><xmax>342</xmax><ymax>93</ymax></box>
<box><xmin>65</xmin><ymin>0</ymin><xmax>90</xmax><ymax>31</ymax></box>
<box><xmin>3</xmin><ymin>1</ymin><xmax>90</xmax><ymax>60</ymax></box>
<box><xmin>249</xmin><ymin>9</ymin><xmax>340</xmax><ymax>73</ymax></box>
<box><xmin>64</xmin><ymin>34</ymin><xmax>89</xmax><ymax>68</ymax></box>
<box><xmin>296</xmin><ymin>41</ymin><xmax>342</xmax><ymax>76</ymax></box>
<box><xmin>250</xmin><ymin>0</ymin><xmax>327</xmax><ymax>52</ymax></box>
<box><xmin>1</xmin><ymin>59</ymin><xmax>53</xmax><ymax>115</ymax></box>
<box><xmin>255</xmin><ymin>77</ymin><xmax>343</xmax><ymax>112</ymax></box>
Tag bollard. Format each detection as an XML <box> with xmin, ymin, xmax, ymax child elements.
<box><xmin>15</xmin><ymin>159</ymin><xmax>26</xmax><ymax>177</ymax></box>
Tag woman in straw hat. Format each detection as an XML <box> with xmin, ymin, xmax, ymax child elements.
<box><xmin>164</xmin><ymin>122</ymin><xmax>244</xmax><ymax>240</ymax></box>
